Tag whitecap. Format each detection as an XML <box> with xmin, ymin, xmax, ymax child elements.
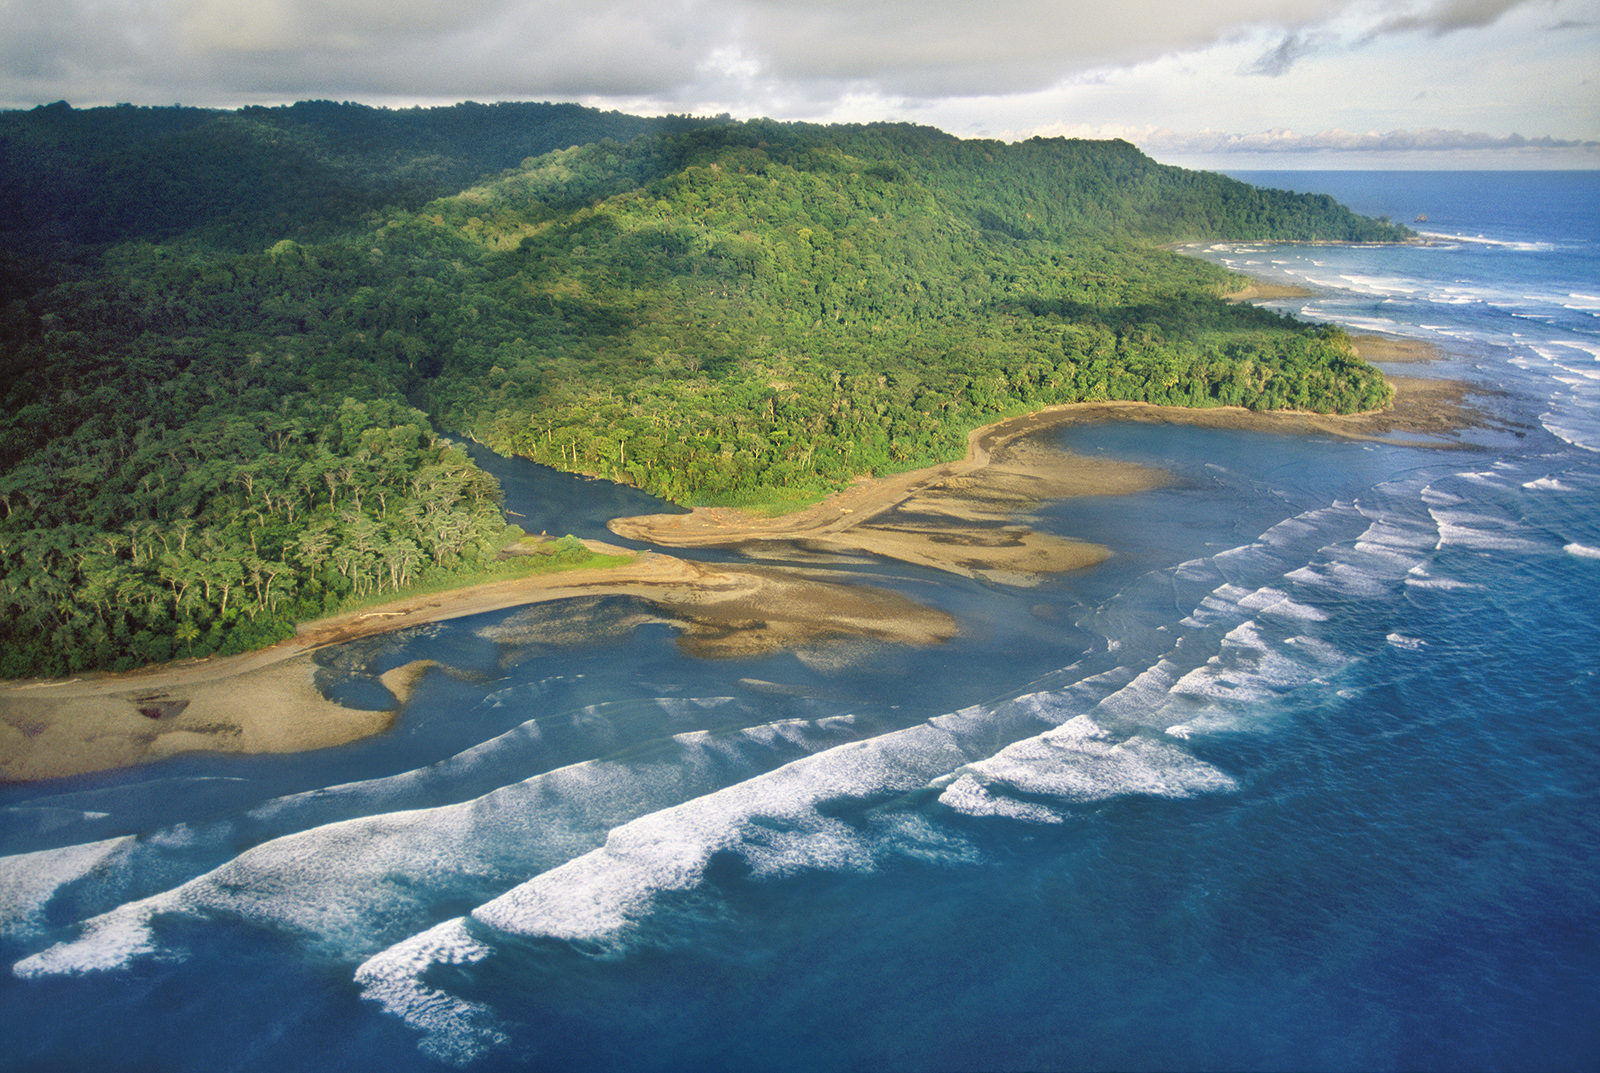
<box><xmin>1386</xmin><ymin>633</ymin><xmax>1426</xmax><ymax>651</ymax></box>
<box><xmin>356</xmin><ymin>919</ymin><xmax>508</xmax><ymax>1067</ymax></box>
<box><xmin>958</xmin><ymin>716</ymin><xmax>1238</xmax><ymax>804</ymax></box>
<box><xmin>1092</xmin><ymin>660</ymin><xmax>1180</xmax><ymax>719</ymax></box>
<box><xmin>1564</xmin><ymin>543</ymin><xmax>1600</xmax><ymax>559</ymax></box>
<box><xmin>12</xmin><ymin>717</ymin><xmax>875</xmax><ymax>975</ymax></box>
<box><xmin>353</xmin><ymin>701</ymin><xmax>1237</xmax><ymax>1062</ymax></box>
<box><xmin>0</xmin><ymin>838</ymin><xmax>132</xmax><ymax>941</ymax></box>
<box><xmin>1285</xmin><ymin>561</ymin><xmax>1395</xmax><ymax>597</ymax></box>
<box><xmin>936</xmin><ymin>776</ymin><xmax>1064</xmax><ymax>824</ymax></box>
<box><xmin>1236</xmin><ymin>587</ymin><xmax>1330</xmax><ymax>621</ymax></box>
<box><xmin>1403</xmin><ymin>568</ymin><xmax>1484</xmax><ymax>591</ymax></box>
<box><xmin>1179</xmin><ymin>583</ymin><xmax>1253</xmax><ymax>627</ymax></box>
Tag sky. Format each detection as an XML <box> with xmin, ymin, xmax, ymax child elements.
<box><xmin>2</xmin><ymin>0</ymin><xmax>1596</xmax><ymax>168</ymax></box>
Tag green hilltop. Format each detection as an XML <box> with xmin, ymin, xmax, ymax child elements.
<box><xmin>0</xmin><ymin>101</ymin><xmax>1409</xmax><ymax>677</ymax></box>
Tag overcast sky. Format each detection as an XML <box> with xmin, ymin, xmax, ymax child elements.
<box><xmin>2</xmin><ymin>0</ymin><xmax>1595</xmax><ymax>167</ymax></box>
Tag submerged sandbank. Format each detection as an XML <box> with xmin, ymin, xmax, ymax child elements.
<box><xmin>0</xmin><ymin>550</ymin><xmax>957</xmax><ymax>781</ymax></box>
<box><xmin>611</xmin><ymin>422</ymin><xmax>1163</xmax><ymax>586</ymax></box>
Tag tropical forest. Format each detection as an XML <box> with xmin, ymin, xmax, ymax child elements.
<box><xmin>0</xmin><ymin>99</ymin><xmax>1412</xmax><ymax>678</ymax></box>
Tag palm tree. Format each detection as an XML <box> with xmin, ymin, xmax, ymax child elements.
<box><xmin>175</xmin><ymin>619</ymin><xmax>200</xmax><ymax>658</ymax></box>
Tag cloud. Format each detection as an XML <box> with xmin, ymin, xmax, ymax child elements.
<box><xmin>1368</xmin><ymin>0</ymin><xmax>1528</xmax><ymax>36</ymax></box>
<box><xmin>1177</xmin><ymin>127</ymin><xmax>1600</xmax><ymax>153</ymax></box>
<box><xmin>1022</xmin><ymin>123</ymin><xmax>1600</xmax><ymax>156</ymax></box>
<box><xmin>1</xmin><ymin>0</ymin><xmax>1586</xmax><ymax>177</ymax></box>
<box><xmin>12</xmin><ymin>0</ymin><xmax>1544</xmax><ymax>107</ymax></box>
<box><xmin>1242</xmin><ymin>0</ymin><xmax>1547</xmax><ymax>77</ymax></box>
<box><xmin>1244</xmin><ymin>30</ymin><xmax>1326</xmax><ymax>76</ymax></box>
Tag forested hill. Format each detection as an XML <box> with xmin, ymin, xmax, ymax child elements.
<box><xmin>1</xmin><ymin>103</ymin><xmax>1409</xmax><ymax>678</ymax></box>
<box><xmin>0</xmin><ymin>100</ymin><xmax>726</xmax><ymax>259</ymax></box>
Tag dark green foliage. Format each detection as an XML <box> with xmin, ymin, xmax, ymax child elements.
<box><xmin>0</xmin><ymin>105</ymin><xmax>1403</xmax><ymax>677</ymax></box>
<box><xmin>0</xmin><ymin>99</ymin><xmax>727</xmax><ymax>252</ymax></box>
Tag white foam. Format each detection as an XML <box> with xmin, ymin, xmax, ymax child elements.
<box><xmin>1421</xmin><ymin>488</ymin><xmax>1466</xmax><ymax>507</ymax></box>
<box><xmin>1542</xmin><ymin>413</ymin><xmax>1600</xmax><ymax>454</ymax></box>
<box><xmin>1093</xmin><ymin>660</ymin><xmax>1180</xmax><ymax>719</ymax></box>
<box><xmin>1356</xmin><ymin>516</ymin><xmax>1439</xmax><ymax>551</ymax></box>
<box><xmin>1386</xmin><ymin>633</ymin><xmax>1427</xmax><ymax>651</ymax></box>
<box><xmin>1284</xmin><ymin>635</ymin><xmax>1347</xmax><ymax>664</ymax></box>
<box><xmin>466</xmin><ymin>723</ymin><xmax>978</xmax><ymax>946</ymax></box>
<box><xmin>1236</xmin><ymin>587</ymin><xmax>1330</xmax><ymax>622</ymax></box>
<box><xmin>0</xmin><ymin>838</ymin><xmax>132</xmax><ymax>941</ymax></box>
<box><xmin>1180</xmin><ymin>584</ymin><xmax>1255</xmax><ymax>627</ymax></box>
<box><xmin>1285</xmin><ymin>561</ymin><xmax>1394</xmax><ymax>597</ymax></box>
<box><xmin>1336</xmin><ymin>273</ymin><xmax>1422</xmax><ymax>297</ymax></box>
<box><xmin>1564</xmin><ymin>543</ymin><xmax>1600</xmax><ymax>559</ymax></box>
<box><xmin>1166</xmin><ymin>622</ymin><xmax>1344</xmax><ymax>706</ymax></box>
<box><xmin>936</xmin><ymin>775</ymin><xmax>1064</xmax><ymax>824</ymax></box>
<box><xmin>1416</xmin><ymin>230</ymin><xmax>1555</xmax><ymax>253</ymax></box>
<box><xmin>356</xmin><ymin>919</ymin><xmax>508</xmax><ymax>1067</ymax></box>
<box><xmin>354</xmin><ymin>699</ymin><xmax>1239</xmax><ymax>1060</ymax></box>
<box><xmin>1430</xmin><ymin>509</ymin><xmax>1545</xmax><ymax>553</ymax></box>
<box><xmin>957</xmin><ymin>716</ymin><xmax>1238</xmax><ymax>804</ymax></box>
<box><xmin>1403</xmin><ymin>568</ymin><xmax>1484</xmax><ymax>591</ymax></box>
<box><xmin>1522</xmin><ymin>477</ymin><xmax>1573</xmax><ymax>492</ymax></box>
<box><xmin>11</xmin><ymin>718</ymin><xmax>873</xmax><ymax>975</ymax></box>
<box><xmin>12</xmin><ymin>898</ymin><xmax>162</xmax><ymax>977</ymax></box>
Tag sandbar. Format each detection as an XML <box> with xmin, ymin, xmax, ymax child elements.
<box><xmin>0</xmin><ymin>656</ymin><xmax>399</xmax><ymax>783</ymax></box>
<box><xmin>607</xmin><ymin>373</ymin><xmax>1500</xmax><ymax>574</ymax></box>
<box><xmin>1</xmin><ymin>550</ymin><xmax>957</xmax><ymax>781</ymax></box>
<box><xmin>612</xmin><ymin>414</ymin><xmax>1164</xmax><ymax>585</ymax></box>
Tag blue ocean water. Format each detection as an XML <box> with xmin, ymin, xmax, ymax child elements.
<box><xmin>3</xmin><ymin>172</ymin><xmax>1598</xmax><ymax>1072</ymax></box>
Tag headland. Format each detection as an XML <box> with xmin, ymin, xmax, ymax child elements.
<box><xmin>1</xmin><ymin>334</ymin><xmax>1494</xmax><ymax>782</ymax></box>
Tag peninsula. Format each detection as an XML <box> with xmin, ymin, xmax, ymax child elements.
<box><xmin>2</xmin><ymin>101</ymin><xmax>1413</xmax><ymax>688</ymax></box>
<box><xmin>0</xmin><ymin>355</ymin><xmax>1491</xmax><ymax>782</ymax></box>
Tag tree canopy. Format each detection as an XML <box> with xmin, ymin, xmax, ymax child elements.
<box><xmin>0</xmin><ymin>103</ymin><xmax>1409</xmax><ymax>677</ymax></box>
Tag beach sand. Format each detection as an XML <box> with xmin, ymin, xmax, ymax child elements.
<box><xmin>2</xmin><ymin>365</ymin><xmax>1494</xmax><ymax>781</ymax></box>
<box><xmin>610</xmin><ymin>371</ymin><xmax>1499</xmax><ymax>575</ymax></box>
<box><xmin>1225</xmin><ymin>280</ymin><xmax>1316</xmax><ymax>302</ymax></box>
<box><xmin>611</xmin><ymin>410</ymin><xmax>1166</xmax><ymax>585</ymax></box>
<box><xmin>0</xmin><ymin>552</ymin><xmax>958</xmax><ymax>781</ymax></box>
<box><xmin>0</xmin><ymin>656</ymin><xmax>400</xmax><ymax>782</ymax></box>
<box><xmin>1351</xmin><ymin>334</ymin><xmax>1444</xmax><ymax>364</ymax></box>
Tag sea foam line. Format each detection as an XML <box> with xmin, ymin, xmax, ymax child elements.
<box><xmin>10</xmin><ymin>716</ymin><xmax>868</xmax><ymax>976</ymax></box>
<box><xmin>355</xmin><ymin>692</ymin><xmax>1239</xmax><ymax>1064</ymax></box>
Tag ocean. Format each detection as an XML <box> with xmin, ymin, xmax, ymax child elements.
<box><xmin>3</xmin><ymin>171</ymin><xmax>1597</xmax><ymax>1072</ymax></box>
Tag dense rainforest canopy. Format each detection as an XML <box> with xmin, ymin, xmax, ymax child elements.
<box><xmin>0</xmin><ymin>100</ymin><xmax>1411</xmax><ymax>678</ymax></box>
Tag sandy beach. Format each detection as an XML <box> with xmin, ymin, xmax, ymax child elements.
<box><xmin>2</xmin><ymin>355</ymin><xmax>1495</xmax><ymax>782</ymax></box>
<box><xmin>610</xmin><ymin>415</ymin><xmax>1166</xmax><ymax>585</ymax></box>
<box><xmin>1351</xmin><ymin>333</ymin><xmax>1445</xmax><ymax>364</ymax></box>
<box><xmin>0</xmin><ymin>550</ymin><xmax>964</xmax><ymax>781</ymax></box>
<box><xmin>1224</xmin><ymin>280</ymin><xmax>1316</xmax><ymax>302</ymax></box>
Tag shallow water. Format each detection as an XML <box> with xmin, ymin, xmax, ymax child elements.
<box><xmin>3</xmin><ymin>171</ymin><xmax>1598</xmax><ymax>1072</ymax></box>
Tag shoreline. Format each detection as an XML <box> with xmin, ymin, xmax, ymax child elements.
<box><xmin>2</xmin><ymin>364</ymin><xmax>1494</xmax><ymax>783</ymax></box>
<box><xmin>0</xmin><ymin>551</ymin><xmax>961</xmax><ymax>782</ymax></box>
